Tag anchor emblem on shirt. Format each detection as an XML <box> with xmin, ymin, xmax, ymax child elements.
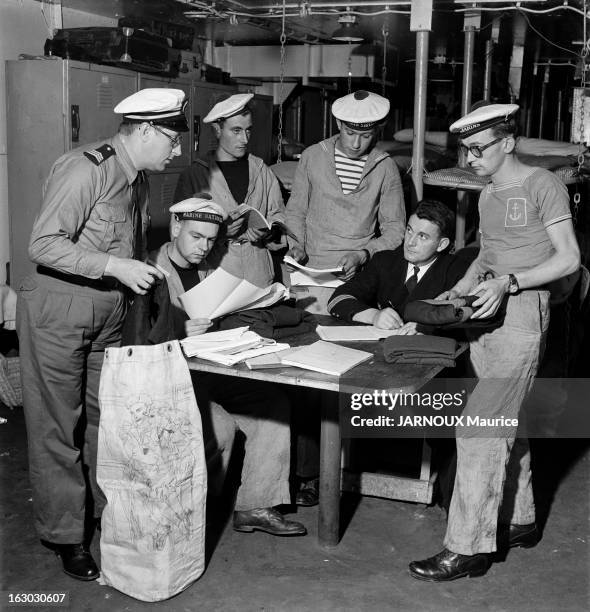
<box><xmin>505</xmin><ymin>198</ymin><xmax>527</xmax><ymax>227</ymax></box>
<box><xmin>508</xmin><ymin>202</ymin><xmax>522</xmax><ymax>221</ymax></box>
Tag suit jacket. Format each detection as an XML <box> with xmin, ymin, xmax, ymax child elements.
<box><xmin>327</xmin><ymin>246</ymin><xmax>474</xmax><ymax>322</ymax></box>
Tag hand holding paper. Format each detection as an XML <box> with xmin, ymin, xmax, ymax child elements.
<box><xmin>283</xmin><ymin>255</ymin><xmax>345</xmax><ymax>288</ymax></box>
<box><xmin>179</xmin><ymin>268</ymin><xmax>289</xmax><ymax>320</ymax></box>
<box><xmin>230</xmin><ymin>204</ymin><xmax>297</xmax><ymax>240</ymax></box>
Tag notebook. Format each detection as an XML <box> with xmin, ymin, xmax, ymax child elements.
<box><xmin>280</xmin><ymin>340</ymin><xmax>372</xmax><ymax>376</ymax></box>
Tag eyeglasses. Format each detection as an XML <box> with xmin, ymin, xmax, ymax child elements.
<box><xmin>151</xmin><ymin>124</ymin><xmax>182</xmax><ymax>148</ymax></box>
<box><xmin>458</xmin><ymin>137</ymin><xmax>503</xmax><ymax>159</ymax></box>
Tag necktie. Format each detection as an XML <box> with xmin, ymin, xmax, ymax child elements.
<box><xmin>405</xmin><ymin>265</ymin><xmax>420</xmax><ymax>294</ymax></box>
<box><xmin>131</xmin><ymin>171</ymin><xmax>147</xmax><ymax>261</ymax></box>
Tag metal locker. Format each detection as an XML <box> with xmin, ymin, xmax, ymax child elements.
<box><xmin>6</xmin><ymin>59</ymin><xmax>137</xmax><ymax>285</ymax></box>
<box><xmin>147</xmin><ymin>171</ymin><xmax>183</xmax><ymax>250</ymax></box>
<box><xmin>190</xmin><ymin>82</ymin><xmax>237</xmax><ymax>161</ymax></box>
<box><xmin>68</xmin><ymin>64</ymin><xmax>138</xmax><ymax>146</ymax></box>
<box><xmin>249</xmin><ymin>94</ymin><xmax>274</xmax><ymax>164</ymax></box>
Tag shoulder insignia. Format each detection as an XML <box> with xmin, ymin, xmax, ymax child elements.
<box><xmin>83</xmin><ymin>144</ymin><xmax>116</xmax><ymax>166</ymax></box>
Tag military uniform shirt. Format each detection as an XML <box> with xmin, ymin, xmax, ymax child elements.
<box><xmin>29</xmin><ymin>134</ymin><xmax>146</xmax><ymax>279</ymax></box>
<box><xmin>478</xmin><ymin>167</ymin><xmax>571</xmax><ymax>277</ymax></box>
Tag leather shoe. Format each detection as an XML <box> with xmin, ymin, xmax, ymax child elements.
<box><xmin>409</xmin><ymin>548</ymin><xmax>490</xmax><ymax>582</ymax></box>
<box><xmin>498</xmin><ymin>522</ymin><xmax>540</xmax><ymax>549</ymax></box>
<box><xmin>233</xmin><ymin>507</ymin><xmax>307</xmax><ymax>536</ymax></box>
<box><xmin>54</xmin><ymin>544</ymin><xmax>100</xmax><ymax>581</ymax></box>
<box><xmin>296</xmin><ymin>477</ymin><xmax>319</xmax><ymax>507</ymax></box>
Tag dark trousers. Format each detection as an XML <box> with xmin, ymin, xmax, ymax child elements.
<box><xmin>16</xmin><ymin>272</ymin><xmax>126</xmax><ymax>543</ymax></box>
<box><xmin>290</xmin><ymin>388</ymin><xmax>321</xmax><ymax>480</ymax></box>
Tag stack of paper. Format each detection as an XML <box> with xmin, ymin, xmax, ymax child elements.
<box><xmin>283</xmin><ymin>256</ymin><xmax>345</xmax><ymax>288</ymax></box>
<box><xmin>179</xmin><ymin>268</ymin><xmax>289</xmax><ymax>320</ymax></box>
<box><xmin>197</xmin><ymin>343</ymin><xmax>291</xmax><ymax>367</ymax></box>
<box><xmin>280</xmin><ymin>340</ymin><xmax>372</xmax><ymax>376</ymax></box>
<box><xmin>180</xmin><ymin>328</ymin><xmax>290</xmax><ymax>366</ymax></box>
<box><xmin>316</xmin><ymin>325</ymin><xmax>403</xmax><ymax>342</ymax></box>
<box><xmin>180</xmin><ymin>327</ymin><xmax>258</xmax><ymax>357</ymax></box>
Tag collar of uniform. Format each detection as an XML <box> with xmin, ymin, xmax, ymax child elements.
<box><xmin>488</xmin><ymin>165</ymin><xmax>537</xmax><ymax>190</ymax></box>
<box><xmin>322</xmin><ymin>134</ymin><xmax>388</xmax><ymax>168</ymax></box>
<box><xmin>206</xmin><ymin>149</ymin><xmax>265</xmax><ymax>187</ymax></box>
<box><xmin>112</xmin><ymin>133</ymin><xmax>140</xmax><ymax>185</ymax></box>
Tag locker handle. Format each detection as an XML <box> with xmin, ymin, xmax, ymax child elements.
<box><xmin>71</xmin><ymin>105</ymin><xmax>80</xmax><ymax>142</ymax></box>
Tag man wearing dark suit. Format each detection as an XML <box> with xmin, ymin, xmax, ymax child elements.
<box><xmin>328</xmin><ymin>199</ymin><xmax>472</xmax><ymax>328</ymax></box>
<box><xmin>287</xmin><ymin>200</ymin><xmax>472</xmax><ymax>508</ymax></box>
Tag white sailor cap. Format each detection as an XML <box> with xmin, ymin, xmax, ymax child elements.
<box><xmin>169</xmin><ymin>197</ymin><xmax>228</xmax><ymax>224</ymax></box>
<box><xmin>203</xmin><ymin>93</ymin><xmax>254</xmax><ymax>124</ymax></box>
<box><xmin>449</xmin><ymin>103</ymin><xmax>519</xmax><ymax>137</ymax></box>
<box><xmin>114</xmin><ymin>88</ymin><xmax>189</xmax><ymax>132</ymax></box>
<box><xmin>331</xmin><ymin>90</ymin><xmax>390</xmax><ymax>130</ymax></box>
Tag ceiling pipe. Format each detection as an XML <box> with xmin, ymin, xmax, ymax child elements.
<box><xmin>224</xmin><ymin>1</ymin><xmax>411</xmax><ymax>8</ymax></box>
<box><xmin>410</xmin><ymin>0</ymin><xmax>432</xmax><ymax>205</ymax></box>
<box><xmin>461</xmin><ymin>13</ymin><xmax>478</xmax><ymax>116</ymax></box>
<box><xmin>454</xmin><ymin>9</ymin><xmax>479</xmax><ymax>251</ymax></box>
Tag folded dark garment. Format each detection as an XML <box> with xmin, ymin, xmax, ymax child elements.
<box><xmin>403</xmin><ymin>299</ymin><xmax>472</xmax><ymax>326</ymax></box>
<box><xmin>404</xmin><ymin>295</ymin><xmax>506</xmax><ymax>331</ymax></box>
<box><xmin>383</xmin><ymin>334</ymin><xmax>459</xmax><ymax>367</ymax></box>
<box><xmin>218</xmin><ymin>304</ymin><xmax>316</xmax><ymax>339</ymax></box>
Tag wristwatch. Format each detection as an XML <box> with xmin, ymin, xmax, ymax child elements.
<box><xmin>507</xmin><ymin>273</ymin><xmax>520</xmax><ymax>294</ymax></box>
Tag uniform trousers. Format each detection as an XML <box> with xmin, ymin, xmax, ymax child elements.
<box><xmin>192</xmin><ymin>372</ymin><xmax>291</xmax><ymax>511</ymax></box>
<box><xmin>444</xmin><ymin>290</ymin><xmax>550</xmax><ymax>555</ymax></box>
<box><xmin>16</xmin><ymin>272</ymin><xmax>127</xmax><ymax>544</ymax></box>
<box><xmin>289</xmin><ymin>286</ymin><xmax>330</xmax><ymax>480</ymax></box>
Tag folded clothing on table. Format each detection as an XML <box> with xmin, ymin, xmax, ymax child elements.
<box><xmin>383</xmin><ymin>334</ymin><xmax>460</xmax><ymax>367</ymax></box>
<box><xmin>218</xmin><ymin>303</ymin><xmax>317</xmax><ymax>339</ymax></box>
<box><xmin>403</xmin><ymin>295</ymin><xmax>506</xmax><ymax>333</ymax></box>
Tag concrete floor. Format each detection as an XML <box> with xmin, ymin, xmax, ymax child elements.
<box><xmin>1</xmin><ymin>402</ymin><xmax>588</xmax><ymax>612</ymax></box>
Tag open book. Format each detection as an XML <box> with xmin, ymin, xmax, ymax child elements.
<box><xmin>280</xmin><ymin>340</ymin><xmax>372</xmax><ymax>376</ymax></box>
<box><xmin>316</xmin><ymin>324</ymin><xmax>404</xmax><ymax>342</ymax></box>
<box><xmin>179</xmin><ymin>268</ymin><xmax>289</xmax><ymax>320</ymax></box>
<box><xmin>230</xmin><ymin>204</ymin><xmax>297</xmax><ymax>240</ymax></box>
<box><xmin>283</xmin><ymin>255</ymin><xmax>345</xmax><ymax>288</ymax></box>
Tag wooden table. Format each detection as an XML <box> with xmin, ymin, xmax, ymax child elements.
<box><xmin>186</xmin><ymin>329</ymin><xmax>455</xmax><ymax>547</ymax></box>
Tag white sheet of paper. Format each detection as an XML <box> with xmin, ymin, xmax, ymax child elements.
<box><xmin>179</xmin><ymin>268</ymin><xmax>288</xmax><ymax>319</ymax></box>
<box><xmin>180</xmin><ymin>329</ymin><xmax>262</xmax><ymax>358</ymax></box>
<box><xmin>289</xmin><ymin>270</ymin><xmax>344</xmax><ymax>288</ymax></box>
<box><xmin>283</xmin><ymin>255</ymin><xmax>344</xmax><ymax>276</ymax></box>
<box><xmin>197</xmin><ymin>342</ymin><xmax>290</xmax><ymax>366</ymax></box>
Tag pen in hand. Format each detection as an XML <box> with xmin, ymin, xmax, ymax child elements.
<box><xmin>376</xmin><ymin>300</ymin><xmax>403</xmax><ymax>330</ymax></box>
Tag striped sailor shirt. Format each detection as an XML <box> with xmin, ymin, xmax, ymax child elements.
<box><xmin>334</xmin><ymin>147</ymin><xmax>367</xmax><ymax>194</ymax></box>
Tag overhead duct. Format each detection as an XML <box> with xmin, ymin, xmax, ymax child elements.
<box><xmin>218</xmin><ymin>44</ymin><xmax>376</xmax><ymax>81</ymax></box>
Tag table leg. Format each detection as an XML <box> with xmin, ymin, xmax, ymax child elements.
<box><xmin>318</xmin><ymin>391</ymin><xmax>341</xmax><ymax>547</ymax></box>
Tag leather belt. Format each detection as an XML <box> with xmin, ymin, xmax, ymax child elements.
<box><xmin>37</xmin><ymin>265</ymin><xmax>122</xmax><ymax>291</ymax></box>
